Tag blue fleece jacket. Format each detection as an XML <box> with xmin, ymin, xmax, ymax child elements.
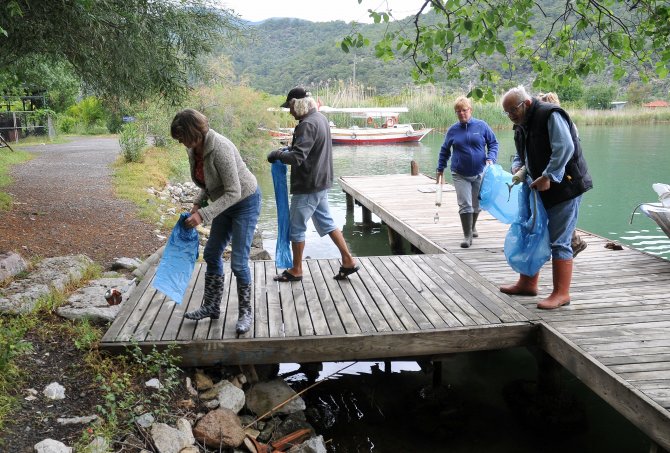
<box><xmin>437</xmin><ymin>117</ymin><xmax>499</xmax><ymax>177</ymax></box>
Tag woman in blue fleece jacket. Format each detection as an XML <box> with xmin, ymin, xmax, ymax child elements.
<box><xmin>436</xmin><ymin>96</ymin><xmax>499</xmax><ymax>248</ymax></box>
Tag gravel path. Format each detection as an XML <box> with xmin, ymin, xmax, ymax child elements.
<box><xmin>0</xmin><ymin>136</ymin><xmax>164</xmax><ymax>268</ymax></box>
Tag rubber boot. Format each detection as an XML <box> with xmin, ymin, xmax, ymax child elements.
<box><xmin>184</xmin><ymin>273</ymin><xmax>223</xmax><ymax>320</ymax></box>
<box><xmin>236</xmin><ymin>282</ymin><xmax>253</xmax><ymax>335</ymax></box>
<box><xmin>472</xmin><ymin>212</ymin><xmax>480</xmax><ymax>238</ymax></box>
<box><xmin>500</xmin><ymin>273</ymin><xmax>540</xmax><ymax>296</ymax></box>
<box><xmin>459</xmin><ymin>213</ymin><xmax>473</xmax><ymax>248</ymax></box>
<box><xmin>571</xmin><ymin>232</ymin><xmax>587</xmax><ymax>257</ymax></box>
<box><xmin>537</xmin><ymin>259</ymin><xmax>573</xmax><ymax>310</ymax></box>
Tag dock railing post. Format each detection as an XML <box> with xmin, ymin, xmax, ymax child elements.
<box><xmin>410</xmin><ymin>160</ymin><xmax>419</xmax><ymax>176</ymax></box>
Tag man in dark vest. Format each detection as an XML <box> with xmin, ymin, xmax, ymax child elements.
<box><xmin>500</xmin><ymin>85</ymin><xmax>593</xmax><ymax>309</ymax></box>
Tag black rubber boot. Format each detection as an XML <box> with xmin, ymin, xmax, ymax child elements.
<box><xmin>236</xmin><ymin>282</ymin><xmax>253</xmax><ymax>335</ymax></box>
<box><xmin>459</xmin><ymin>213</ymin><xmax>473</xmax><ymax>248</ymax></box>
<box><xmin>472</xmin><ymin>212</ymin><xmax>480</xmax><ymax>238</ymax></box>
<box><xmin>184</xmin><ymin>273</ymin><xmax>223</xmax><ymax>320</ymax></box>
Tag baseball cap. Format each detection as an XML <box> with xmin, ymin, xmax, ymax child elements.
<box><xmin>281</xmin><ymin>87</ymin><xmax>310</xmax><ymax>108</ymax></box>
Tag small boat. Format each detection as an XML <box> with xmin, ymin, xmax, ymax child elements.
<box><xmin>258</xmin><ymin>126</ymin><xmax>292</xmax><ymax>144</ymax></box>
<box><xmin>320</xmin><ymin>106</ymin><xmax>432</xmax><ymax>145</ymax></box>
<box><xmin>630</xmin><ymin>183</ymin><xmax>670</xmax><ymax>239</ymax></box>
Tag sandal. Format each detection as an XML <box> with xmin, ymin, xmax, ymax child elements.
<box><xmin>273</xmin><ymin>270</ymin><xmax>302</xmax><ymax>282</ymax></box>
<box><xmin>333</xmin><ymin>265</ymin><xmax>360</xmax><ymax>280</ymax></box>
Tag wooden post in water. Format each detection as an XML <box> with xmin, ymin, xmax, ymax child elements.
<box><xmin>362</xmin><ymin>206</ymin><xmax>372</xmax><ymax>225</ymax></box>
<box><xmin>346</xmin><ymin>193</ymin><xmax>354</xmax><ymax>212</ymax></box>
<box><xmin>387</xmin><ymin>225</ymin><xmax>405</xmax><ymax>254</ymax></box>
<box><xmin>410</xmin><ymin>160</ymin><xmax>419</xmax><ymax>176</ymax></box>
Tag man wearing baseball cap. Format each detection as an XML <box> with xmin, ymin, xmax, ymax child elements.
<box><xmin>268</xmin><ymin>87</ymin><xmax>359</xmax><ymax>282</ymax></box>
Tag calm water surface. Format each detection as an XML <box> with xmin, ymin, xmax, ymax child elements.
<box><xmin>254</xmin><ymin>125</ymin><xmax>669</xmax><ymax>451</ymax></box>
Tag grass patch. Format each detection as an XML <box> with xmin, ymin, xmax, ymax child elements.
<box><xmin>112</xmin><ymin>144</ymin><xmax>187</xmax><ymax>225</ymax></box>
<box><xmin>0</xmin><ymin>148</ymin><xmax>32</xmax><ymax>210</ymax></box>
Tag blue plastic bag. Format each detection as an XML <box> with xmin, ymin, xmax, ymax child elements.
<box><xmin>479</xmin><ymin>164</ymin><xmax>521</xmax><ymax>224</ymax></box>
<box><xmin>153</xmin><ymin>212</ymin><xmax>199</xmax><ymax>304</ymax></box>
<box><xmin>271</xmin><ymin>161</ymin><xmax>293</xmax><ymax>268</ymax></box>
<box><xmin>504</xmin><ymin>184</ymin><xmax>551</xmax><ymax>276</ymax></box>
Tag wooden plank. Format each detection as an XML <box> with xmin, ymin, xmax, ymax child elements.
<box><xmin>104</xmin><ymin>323</ymin><xmax>536</xmax><ymax>367</ymax></box>
<box><xmin>371</xmin><ymin>256</ymin><xmax>446</xmax><ymax>329</ymax></box>
<box><xmin>393</xmin><ymin>255</ymin><xmax>465</xmax><ymax>327</ymax></box>
<box><xmin>305</xmin><ymin>260</ymin><xmax>346</xmax><ymax>335</ymax></box>
<box><xmin>354</xmin><ymin>257</ymin><xmax>410</xmax><ymax>331</ymax></box>
<box><xmin>176</xmin><ymin>268</ymin><xmax>207</xmax><ymax>341</ymax></box>
<box><xmin>207</xmin><ymin>266</ymin><xmax>233</xmax><ymax>340</ymax></box>
<box><xmin>315</xmin><ymin>260</ymin><xmax>362</xmax><ymax>334</ymax></box>
<box><xmin>299</xmin><ymin>262</ymin><xmax>329</xmax><ymax>335</ymax></box>
<box><xmin>343</xmin><ymin>259</ymin><xmax>393</xmax><ymax>332</ymax></box>
<box><xmin>325</xmin><ymin>259</ymin><xmax>377</xmax><ymax>333</ymax></box>
<box><xmin>162</xmin><ymin>264</ymin><xmax>203</xmax><ymax>341</ymax></box>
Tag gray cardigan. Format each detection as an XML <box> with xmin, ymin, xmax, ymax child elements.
<box><xmin>188</xmin><ymin>129</ymin><xmax>257</xmax><ymax>224</ymax></box>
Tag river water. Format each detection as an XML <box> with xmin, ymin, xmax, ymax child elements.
<box><xmin>253</xmin><ymin>125</ymin><xmax>669</xmax><ymax>451</ymax></box>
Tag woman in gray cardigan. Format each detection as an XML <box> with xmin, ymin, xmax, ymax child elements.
<box><xmin>170</xmin><ymin>109</ymin><xmax>261</xmax><ymax>335</ymax></box>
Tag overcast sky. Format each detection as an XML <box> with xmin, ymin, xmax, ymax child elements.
<box><xmin>222</xmin><ymin>0</ymin><xmax>426</xmax><ymax>23</ymax></box>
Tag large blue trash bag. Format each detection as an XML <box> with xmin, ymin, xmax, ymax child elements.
<box><xmin>479</xmin><ymin>164</ymin><xmax>521</xmax><ymax>224</ymax></box>
<box><xmin>153</xmin><ymin>212</ymin><xmax>199</xmax><ymax>304</ymax></box>
<box><xmin>271</xmin><ymin>160</ymin><xmax>293</xmax><ymax>268</ymax></box>
<box><xmin>504</xmin><ymin>184</ymin><xmax>551</xmax><ymax>276</ymax></box>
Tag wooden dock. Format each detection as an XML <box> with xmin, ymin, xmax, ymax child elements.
<box><xmin>338</xmin><ymin>173</ymin><xmax>670</xmax><ymax>449</ymax></box>
<box><xmin>101</xmin><ymin>172</ymin><xmax>670</xmax><ymax>449</ymax></box>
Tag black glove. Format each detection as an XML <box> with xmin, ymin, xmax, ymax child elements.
<box><xmin>267</xmin><ymin>149</ymin><xmax>285</xmax><ymax>163</ymax></box>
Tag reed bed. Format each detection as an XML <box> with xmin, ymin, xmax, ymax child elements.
<box><xmin>301</xmin><ymin>80</ymin><xmax>669</xmax><ymax>131</ymax></box>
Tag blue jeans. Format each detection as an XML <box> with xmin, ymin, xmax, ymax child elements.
<box><xmin>203</xmin><ymin>188</ymin><xmax>261</xmax><ymax>284</ymax></box>
<box><xmin>452</xmin><ymin>172</ymin><xmax>483</xmax><ymax>214</ymax></box>
<box><xmin>289</xmin><ymin>189</ymin><xmax>337</xmax><ymax>242</ymax></box>
<box><xmin>546</xmin><ymin>194</ymin><xmax>582</xmax><ymax>260</ymax></box>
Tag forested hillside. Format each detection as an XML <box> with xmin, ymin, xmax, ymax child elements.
<box><xmin>221</xmin><ymin>3</ymin><xmax>669</xmax><ymax>101</ymax></box>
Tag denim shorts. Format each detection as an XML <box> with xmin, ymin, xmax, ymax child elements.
<box><xmin>289</xmin><ymin>189</ymin><xmax>337</xmax><ymax>242</ymax></box>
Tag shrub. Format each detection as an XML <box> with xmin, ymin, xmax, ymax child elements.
<box><xmin>118</xmin><ymin>123</ymin><xmax>147</xmax><ymax>163</ymax></box>
<box><xmin>584</xmin><ymin>84</ymin><xmax>617</xmax><ymax>109</ymax></box>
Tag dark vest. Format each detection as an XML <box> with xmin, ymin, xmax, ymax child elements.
<box><xmin>513</xmin><ymin>100</ymin><xmax>593</xmax><ymax>208</ymax></box>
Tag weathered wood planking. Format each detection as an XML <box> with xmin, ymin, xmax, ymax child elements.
<box><xmin>339</xmin><ymin>172</ymin><xmax>670</xmax><ymax>449</ymax></box>
<box><xmin>101</xmin><ymin>253</ymin><xmax>536</xmax><ymax>364</ymax></box>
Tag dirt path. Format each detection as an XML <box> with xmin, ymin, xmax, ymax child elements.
<box><xmin>0</xmin><ymin>136</ymin><xmax>164</xmax><ymax>268</ymax></box>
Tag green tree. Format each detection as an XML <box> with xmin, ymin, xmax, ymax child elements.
<box><xmin>345</xmin><ymin>0</ymin><xmax>669</xmax><ymax>100</ymax></box>
<box><xmin>584</xmin><ymin>84</ymin><xmax>617</xmax><ymax>109</ymax></box>
<box><xmin>0</xmin><ymin>0</ymin><xmax>243</xmax><ymax>104</ymax></box>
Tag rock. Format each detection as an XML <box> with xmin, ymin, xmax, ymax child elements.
<box><xmin>194</xmin><ymin>369</ymin><xmax>214</xmax><ymax>391</ymax></box>
<box><xmin>135</xmin><ymin>413</ymin><xmax>155</xmax><ymax>428</ymax></box>
<box><xmin>246</xmin><ymin>379</ymin><xmax>306</xmax><ymax>416</ymax></box>
<box><xmin>0</xmin><ymin>255</ymin><xmax>93</xmax><ymax>314</ymax></box>
<box><xmin>192</xmin><ymin>408</ymin><xmax>246</xmax><ymax>449</ymax></box>
<box><xmin>145</xmin><ymin>378</ymin><xmax>163</xmax><ymax>389</ymax></box>
<box><xmin>176</xmin><ymin>418</ymin><xmax>195</xmax><ymax>445</ymax></box>
<box><xmin>151</xmin><ymin>422</ymin><xmax>195</xmax><ymax>453</ymax></box>
<box><xmin>83</xmin><ymin>436</ymin><xmax>108</xmax><ymax>453</ymax></box>
<box><xmin>185</xmin><ymin>377</ymin><xmax>198</xmax><ymax>397</ymax></box>
<box><xmin>43</xmin><ymin>382</ymin><xmax>65</xmax><ymax>400</ymax></box>
<box><xmin>217</xmin><ymin>380</ymin><xmax>246</xmax><ymax>414</ymax></box>
<box><xmin>111</xmin><ymin>257</ymin><xmax>142</xmax><ymax>271</ymax></box>
<box><xmin>56</xmin><ymin>415</ymin><xmax>98</xmax><ymax>425</ymax></box>
<box><xmin>0</xmin><ymin>251</ymin><xmax>27</xmax><ymax>281</ymax></box>
<box><xmin>34</xmin><ymin>438</ymin><xmax>72</xmax><ymax>453</ymax></box>
<box><xmin>56</xmin><ymin>276</ymin><xmax>132</xmax><ymax>322</ymax></box>
<box><xmin>288</xmin><ymin>435</ymin><xmax>328</xmax><ymax>453</ymax></box>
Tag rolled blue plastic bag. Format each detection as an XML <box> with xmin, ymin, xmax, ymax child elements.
<box><xmin>271</xmin><ymin>160</ymin><xmax>293</xmax><ymax>268</ymax></box>
<box><xmin>504</xmin><ymin>184</ymin><xmax>551</xmax><ymax>276</ymax></box>
<box><xmin>479</xmin><ymin>164</ymin><xmax>521</xmax><ymax>224</ymax></box>
<box><xmin>153</xmin><ymin>212</ymin><xmax>199</xmax><ymax>304</ymax></box>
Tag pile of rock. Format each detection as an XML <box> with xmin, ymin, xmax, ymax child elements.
<box><xmin>34</xmin><ymin>368</ymin><xmax>328</xmax><ymax>453</ymax></box>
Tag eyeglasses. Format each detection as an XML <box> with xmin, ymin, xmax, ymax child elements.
<box><xmin>455</xmin><ymin>108</ymin><xmax>471</xmax><ymax>114</ymax></box>
<box><xmin>504</xmin><ymin>101</ymin><xmax>525</xmax><ymax>116</ymax></box>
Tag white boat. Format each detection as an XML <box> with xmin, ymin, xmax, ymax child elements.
<box><xmin>320</xmin><ymin>106</ymin><xmax>432</xmax><ymax>145</ymax></box>
<box><xmin>263</xmin><ymin>106</ymin><xmax>432</xmax><ymax>145</ymax></box>
<box><xmin>631</xmin><ymin>183</ymin><xmax>670</xmax><ymax>239</ymax></box>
